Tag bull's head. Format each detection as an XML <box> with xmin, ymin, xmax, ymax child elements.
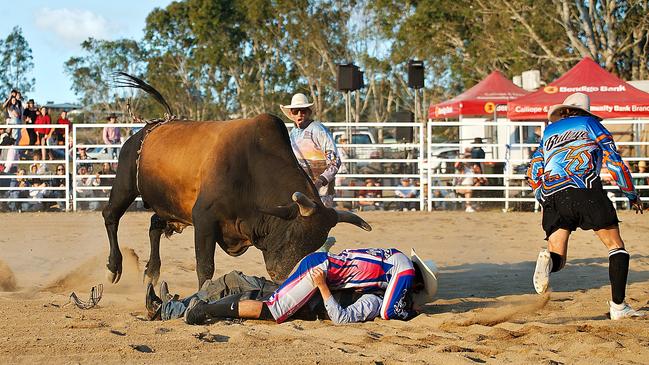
<box><xmin>258</xmin><ymin>192</ymin><xmax>371</xmax><ymax>282</ymax></box>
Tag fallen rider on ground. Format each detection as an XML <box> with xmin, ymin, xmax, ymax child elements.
<box><xmin>146</xmin><ymin>247</ymin><xmax>438</xmax><ymax>325</ymax></box>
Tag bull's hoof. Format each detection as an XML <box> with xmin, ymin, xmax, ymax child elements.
<box><xmin>143</xmin><ymin>271</ymin><xmax>159</xmax><ymax>287</ymax></box>
<box><xmin>105</xmin><ymin>268</ymin><xmax>122</xmax><ymax>284</ymax></box>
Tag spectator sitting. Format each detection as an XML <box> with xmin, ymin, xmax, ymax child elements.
<box><xmin>97</xmin><ymin>162</ymin><xmax>116</xmax><ymax>197</ymax></box>
<box><xmin>8</xmin><ymin>168</ymin><xmax>30</xmax><ymax>212</ymax></box>
<box><xmin>27</xmin><ymin>163</ymin><xmax>49</xmax><ymax>210</ymax></box>
<box><xmin>77</xmin><ymin>147</ymin><xmax>94</xmax><ymax>172</ymax></box>
<box><xmin>47</xmin><ymin>164</ymin><xmax>66</xmax><ymax>210</ymax></box>
<box><xmin>30</xmin><ymin>153</ymin><xmax>48</xmax><ymax>174</ymax></box>
<box><xmin>395</xmin><ymin>178</ymin><xmax>419</xmax><ymax>211</ymax></box>
<box><xmin>358</xmin><ymin>178</ymin><xmax>382</xmax><ymax>211</ymax></box>
<box><xmin>633</xmin><ymin>160</ymin><xmax>648</xmax><ymax>188</ymax></box>
<box><xmin>76</xmin><ymin>166</ymin><xmax>99</xmax><ymax>210</ymax></box>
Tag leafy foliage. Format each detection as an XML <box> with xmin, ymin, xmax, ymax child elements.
<box><xmin>0</xmin><ymin>26</ymin><xmax>35</xmax><ymax>97</ymax></box>
<box><xmin>62</xmin><ymin>0</ymin><xmax>649</xmax><ymax>122</ymax></box>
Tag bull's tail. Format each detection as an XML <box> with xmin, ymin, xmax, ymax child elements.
<box><xmin>113</xmin><ymin>72</ymin><xmax>174</xmax><ymax>118</ymax></box>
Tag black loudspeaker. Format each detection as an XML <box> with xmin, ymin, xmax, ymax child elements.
<box><xmin>337</xmin><ymin>64</ymin><xmax>358</xmax><ymax>91</ymax></box>
<box><xmin>353</xmin><ymin>69</ymin><xmax>364</xmax><ymax>90</ymax></box>
<box><xmin>407</xmin><ymin>59</ymin><xmax>424</xmax><ymax>89</ymax></box>
<box><xmin>392</xmin><ymin>111</ymin><xmax>414</xmax><ymax>142</ymax></box>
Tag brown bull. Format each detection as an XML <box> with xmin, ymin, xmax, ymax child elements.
<box><xmin>103</xmin><ymin>74</ymin><xmax>370</xmax><ymax>288</ymax></box>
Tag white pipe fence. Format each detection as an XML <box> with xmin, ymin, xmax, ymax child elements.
<box><xmin>2</xmin><ymin>120</ymin><xmax>647</xmax><ymax>213</ymax></box>
<box><xmin>306</xmin><ymin>122</ymin><xmax>425</xmax><ymax>211</ymax></box>
<box><xmin>72</xmin><ymin>123</ymin><xmax>145</xmax><ymax>211</ymax></box>
<box><xmin>0</xmin><ymin>124</ymin><xmax>69</xmax><ymax>211</ymax></box>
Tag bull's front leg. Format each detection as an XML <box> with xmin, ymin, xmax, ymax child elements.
<box><xmin>192</xmin><ymin>208</ymin><xmax>221</xmax><ymax>289</ymax></box>
<box><xmin>144</xmin><ymin>214</ymin><xmax>167</xmax><ymax>286</ymax></box>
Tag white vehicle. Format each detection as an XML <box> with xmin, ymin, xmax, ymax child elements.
<box><xmin>428</xmin><ymin>147</ymin><xmax>460</xmax><ymax>174</ymax></box>
<box><xmin>85</xmin><ymin>147</ymin><xmax>112</xmax><ymax>161</ymax></box>
<box><xmin>332</xmin><ymin>130</ymin><xmax>379</xmax><ymax>160</ymax></box>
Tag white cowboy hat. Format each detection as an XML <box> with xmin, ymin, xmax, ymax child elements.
<box><xmin>411</xmin><ymin>248</ymin><xmax>438</xmax><ymax>306</ymax></box>
<box><xmin>280</xmin><ymin>93</ymin><xmax>314</xmax><ymax>119</ymax></box>
<box><xmin>547</xmin><ymin>92</ymin><xmax>601</xmax><ymax>122</ymax></box>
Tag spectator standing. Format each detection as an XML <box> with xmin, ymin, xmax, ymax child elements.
<box><xmin>281</xmin><ymin>93</ymin><xmax>341</xmax><ymax>208</ymax></box>
<box><xmin>22</xmin><ymin>99</ymin><xmax>37</xmax><ymax>146</ymax></box>
<box><xmin>395</xmin><ymin>178</ymin><xmax>419</xmax><ymax>211</ymax></box>
<box><xmin>471</xmin><ymin>137</ymin><xmax>486</xmax><ymax>173</ymax></box>
<box><xmin>3</xmin><ymin>91</ymin><xmax>22</xmax><ymax>142</ymax></box>
<box><xmin>3</xmin><ymin>93</ymin><xmax>23</xmax><ymax>170</ymax></box>
<box><xmin>454</xmin><ymin>160</ymin><xmax>477</xmax><ymax>212</ymax></box>
<box><xmin>102</xmin><ymin>113</ymin><xmax>122</xmax><ymax>159</ymax></box>
<box><xmin>55</xmin><ymin>110</ymin><xmax>71</xmax><ymax>144</ymax></box>
<box><xmin>35</xmin><ymin>106</ymin><xmax>53</xmax><ymax>160</ymax></box>
<box><xmin>470</xmin><ymin>137</ymin><xmax>486</xmax><ymax>159</ymax></box>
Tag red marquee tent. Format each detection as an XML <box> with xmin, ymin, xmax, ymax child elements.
<box><xmin>508</xmin><ymin>57</ymin><xmax>649</xmax><ymax>120</ymax></box>
<box><xmin>428</xmin><ymin>71</ymin><xmax>529</xmax><ymax>119</ymax></box>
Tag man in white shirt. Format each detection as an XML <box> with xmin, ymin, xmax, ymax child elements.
<box><xmin>281</xmin><ymin>93</ymin><xmax>341</xmax><ymax>208</ymax></box>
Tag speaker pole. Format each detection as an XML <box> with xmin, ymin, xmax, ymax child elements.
<box><xmin>345</xmin><ymin>91</ymin><xmax>351</xmax><ymax>143</ymax></box>
<box><xmin>355</xmin><ymin>89</ymin><xmax>360</xmax><ymax>124</ymax></box>
<box><xmin>414</xmin><ymin>89</ymin><xmax>419</xmax><ymax>124</ymax></box>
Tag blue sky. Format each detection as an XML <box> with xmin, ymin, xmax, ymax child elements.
<box><xmin>0</xmin><ymin>0</ymin><xmax>173</xmax><ymax>104</ymax></box>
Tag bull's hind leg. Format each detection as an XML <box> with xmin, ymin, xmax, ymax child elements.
<box><xmin>103</xmin><ymin>190</ymin><xmax>137</xmax><ymax>284</ymax></box>
<box><xmin>102</xmin><ymin>138</ymin><xmax>140</xmax><ymax>284</ymax></box>
<box><xmin>144</xmin><ymin>214</ymin><xmax>166</xmax><ymax>286</ymax></box>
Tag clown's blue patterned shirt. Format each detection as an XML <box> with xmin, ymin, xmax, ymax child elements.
<box><xmin>526</xmin><ymin>116</ymin><xmax>637</xmax><ymax>202</ymax></box>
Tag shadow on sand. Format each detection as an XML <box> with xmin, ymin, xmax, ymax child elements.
<box><xmin>435</xmin><ymin>254</ymin><xmax>649</xmax><ymax>300</ymax></box>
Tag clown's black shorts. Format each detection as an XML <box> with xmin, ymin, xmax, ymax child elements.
<box><xmin>541</xmin><ymin>181</ymin><xmax>619</xmax><ymax>239</ymax></box>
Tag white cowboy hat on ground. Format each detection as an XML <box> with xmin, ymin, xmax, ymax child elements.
<box><xmin>547</xmin><ymin>92</ymin><xmax>602</xmax><ymax>122</ymax></box>
<box><xmin>411</xmin><ymin>248</ymin><xmax>439</xmax><ymax>306</ymax></box>
<box><xmin>280</xmin><ymin>93</ymin><xmax>314</xmax><ymax>119</ymax></box>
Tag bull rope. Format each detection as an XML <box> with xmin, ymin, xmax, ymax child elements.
<box><xmin>128</xmin><ymin>98</ymin><xmax>177</xmax><ymax>195</ymax></box>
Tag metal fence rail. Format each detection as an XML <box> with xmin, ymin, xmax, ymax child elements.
<box><xmin>316</xmin><ymin>122</ymin><xmax>425</xmax><ymax>211</ymax></box>
<box><xmin>2</xmin><ymin>119</ymin><xmax>646</xmax><ymax>213</ymax></box>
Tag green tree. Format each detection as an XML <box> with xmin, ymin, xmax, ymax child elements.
<box><xmin>367</xmin><ymin>0</ymin><xmax>649</xmax><ymax>99</ymax></box>
<box><xmin>64</xmin><ymin>38</ymin><xmax>146</xmax><ymax>118</ymax></box>
<box><xmin>0</xmin><ymin>26</ymin><xmax>35</xmax><ymax>96</ymax></box>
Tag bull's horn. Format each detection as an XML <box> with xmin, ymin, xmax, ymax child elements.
<box><xmin>336</xmin><ymin>210</ymin><xmax>372</xmax><ymax>231</ymax></box>
<box><xmin>292</xmin><ymin>192</ymin><xmax>316</xmax><ymax>217</ymax></box>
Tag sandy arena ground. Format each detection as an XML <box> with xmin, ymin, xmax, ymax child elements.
<box><xmin>0</xmin><ymin>210</ymin><xmax>648</xmax><ymax>364</ymax></box>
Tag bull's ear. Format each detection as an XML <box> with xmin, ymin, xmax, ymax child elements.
<box><xmin>259</xmin><ymin>203</ymin><xmax>299</xmax><ymax>220</ymax></box>
<box><xmin>335</xmin><ymin>210</ymin><xmax>372</xmax><ymax>231</ymax></box>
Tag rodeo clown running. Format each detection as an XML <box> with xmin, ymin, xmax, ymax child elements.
<box><xmin>281</xmin><ymin>93</ymin><xmax>341</xmax><ymax>208</ymax></box>
<box><xmin>526</xmin><ymin>92</ymin><xmax>645</xmax><ymax>320</ymax></box>
<box><xmin>181</xmin><ymin>248</ymin><xmax>438</xmax><ymax>325</ymax></box>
